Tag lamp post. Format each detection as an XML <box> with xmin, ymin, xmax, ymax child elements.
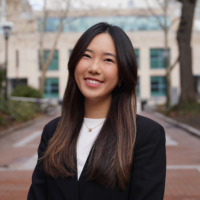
<box><xmin>3</xmin><ymin>24</ymin><xmax>12</xmax><ymax>100</ymax></box>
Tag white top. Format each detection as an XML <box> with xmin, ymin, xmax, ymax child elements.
<box><xmin>76</xmin><ymin>117</ymin><xmax>106</xmax><ymax>180</ymax></box>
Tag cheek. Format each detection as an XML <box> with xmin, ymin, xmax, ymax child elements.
<box><xmin>74</xmin><ymin>60</ymin><xmax>86</xmax><ymax>82</ymax></box>
<box><xmin>105</xmin><ymin>66</ymin><xmax>119</xmax><ymax>85</ymax></box>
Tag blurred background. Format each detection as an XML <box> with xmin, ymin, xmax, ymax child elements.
<box><xmin>0</xmin><ymin>0</ymin><xmax>200</xmax><ymax>199</ymax></box>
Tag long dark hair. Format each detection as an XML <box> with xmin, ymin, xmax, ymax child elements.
<box><xmin>43</xmin><ymin>22</ymin><xmax>138</xmax><ymax>190</ymax></box>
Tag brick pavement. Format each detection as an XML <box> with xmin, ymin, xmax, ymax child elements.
<box><xmin>0</xmin><ymin>171</ymin><xmax>32</xmax><ymax>200</ymax></box>
<box><xmin>142</xmin><ymin>112</ymin><xmax>200</xmax><ymax>200</ymax></box>
<box><xmin>0</xmin><ymin>112</ymin><xmax>200</xmax><ymax>200</ymax></box>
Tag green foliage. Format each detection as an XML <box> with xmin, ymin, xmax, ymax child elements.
<box><xmin>11</xmin><ymin>102</ymin><xmax>38</xmax><ymax>123</ymax></box>
<box><xmin>0</xmin><ymin>97</ymin><xmax>42</xmax><ymax>127</ymax></box>
<box><xmin>165</xmin><ymin>102</ymin><xmax>200</xmax><ymax>116</ymax></box>
<box><xmin>0</xmin><ymin>114</ymin><xmax>7</xmax><ymax>126</ymax></box>
<box><xmin>11</xmin><ymin>85</ymin><xmax>42</xmax><ymax>98</ymax></box>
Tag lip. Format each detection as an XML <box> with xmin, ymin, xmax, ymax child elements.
<box><xmin>84</xmin><ymin>79</ymin><xmax>103</xmax><ymax>87</ymax></box>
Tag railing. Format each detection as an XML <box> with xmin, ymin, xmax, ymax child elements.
<box><xmin>10</xmin><ymin>96</ymin><xmax>59</xmax><ymax>116</ymax></box>
<box><xmin>10</xmin><ymin>96</ymin><xmax>49</xmax><ymax>103</ymax></box>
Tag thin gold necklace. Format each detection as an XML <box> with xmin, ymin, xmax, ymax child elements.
<box><xmin>84</xmin><ymin>119</ymin><xmax>105</xmax><ymax>132</ymax></box>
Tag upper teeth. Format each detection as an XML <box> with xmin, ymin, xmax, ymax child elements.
<box><xmin>86</xmin><ymin>79</ymin><xmax>101</xmax><ymax>84</ymax></box>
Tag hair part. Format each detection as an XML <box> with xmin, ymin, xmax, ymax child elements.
<box><xmin>42</xmin><ymin>22</ymin><xmax>138</xmax><ymax>190</ymax></box>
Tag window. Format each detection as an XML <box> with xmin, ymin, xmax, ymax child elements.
<box><xmin>10</xmin><ymin>78</ymin><xmax>27</xmax><ymax>91</ymax></box>
<box><xmin>69</xmin><ymin>49</ymin><xmax>73</xmax><ymax>58</ymax></box>
<box><xmin>38</xmin><ymin>16</ymin><xmax>170</xmax><ymax>33</ymax></box>
<box><xmin>0</xmin><ymin>26</ymin><xmax>3</xmax><ymax>35</ymax></box>
<box><xmin>43</xmin><ymin>78</ymin><xmax>59</xmax><ymax>98</ymax></box>
<box><xmin>39</xmin><ymin>50</ymin><xmax>59</xmax><ymax>70</ymax></box>
<box><xmin>135</xmin><ymin>49</ymin><xmax>139</xmax><ymax>68</ymax></box>
<box><xmin>137</xmin><ymin>77</ymin><xmax>140</xmax><ymax>97</ymax></box>
<box><xmin>150</xmin><ymin>49</ymin><xmax>170</xmax><ymax>69</ymax></box>
<box><xmin>151</xmin><ymin>76</ymin><xmax>166</xmax><ymax>96</ymax></box>
<box><xmin>194</xmin><ymin>76</ymin><xmax>200</xmax><ymax>95</ymax></box>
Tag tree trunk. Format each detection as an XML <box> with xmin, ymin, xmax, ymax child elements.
<box><xmin>164</xmin><ymin>0</ymin><xmax>171</xmax><ymax>110</ymax></box>
<box><xmin>177</xmin><ymin>0</ymin><xmax>197</xmax><ymax>105</ymax></box>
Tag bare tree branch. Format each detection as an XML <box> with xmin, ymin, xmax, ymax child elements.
<box><xmin>155</xmin><ymin>0</ymin><xmax>165</xmax><ymax>11</ymax></box>
<box><xmin>144</xmin><ymin>0</ymin><xmax>180</xmax><ymax>109</ymax></box>
<box><xmin>170</xmin><ymin>56</ymin><xmax>179</xmax><ymax>72</ymax></box>
<box><xmin>169</xmin><ymin>17</ymin><xmax>180</xmax><ymax>29</ymax></box>
<box><xmin>39</xmin><ymin>0</ymin><xmax>72</xmax><ymax>94</ymax></box>
<box><xmin>144</xmin><ymin>0</ymin><xmax>165</xmax><ymax>30</ymax></box>
<box><xmin>39</xmin><ymin>0</ymin><xmax>47</xmax><ymax>72</ymax></box>
<box><xmin>43</xmin><ymin>0</ymin><xmax>71</xmax><ymax>72</ymax></box>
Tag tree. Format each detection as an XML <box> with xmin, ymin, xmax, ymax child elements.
<box><xmin>144</xmin><ymin>0</ymin><xmax>180</xmax><ymax>109</ymax></box>
<box><xmin>1</xmin><ymin>0</ymin><xmax>94</xmax><ymax>98</ymax></box>
<box><xmin>1</xmin><ymin>0</ymin><xmax>72</xmax><ymax>97</ymax></box>
<box><xmin>38</xmin><ymin>0</ymin><xmax>92</xmax><ymax>96</ymax></box>
<box><xmin>39</xmin><ymin>0</ymin><xmax>71</xmax><ymax>96</ymax></box>
<box><xmin>176</xmin><ymin>0</ymin><xmax>197</xmax><ymax>105</ymax></box>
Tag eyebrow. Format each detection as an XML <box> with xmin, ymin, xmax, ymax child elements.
<box><xmin>85</xmin><ymin>49</ymin><xmax>116</xmax><ymax>58</ymax></box>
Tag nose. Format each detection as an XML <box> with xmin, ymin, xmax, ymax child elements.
<box><xmin>88</xmin><ymin>59</ymin><xmax>101</xmax><ymax>75</ymax></box>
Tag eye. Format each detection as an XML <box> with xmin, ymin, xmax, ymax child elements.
<box><xmin>105</xmin><ymin>58</ymin><xmax>114</xmax><ymax>63</ymax></box>
<box><xmin>83</xmin><ymin>54</ymin><xmax>91</xmax><ymax>58</ymax></box>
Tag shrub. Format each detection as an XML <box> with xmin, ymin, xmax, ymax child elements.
<box><xmin>164</xmin><ymin>102</ymin><xmax>200</xmax><ymax>116</ymax></box>
<box><xmin>0</xmin><ymin>114</ymin><xmax>7</xmax><ymax>126</ymax></box>
<box><xmin>11</xmin><ymin>85</ymin><xmax>42</xmax><ymax>98</ymax></box>
<box><xmin>0</xmin><ymin>96</ymin><xmax>42</xmax><ymax>127</ymax></box>
<box><xmin>12</xmin><ymin>101</ymin><xmax>38</xmax><ymax>122</ymax></box>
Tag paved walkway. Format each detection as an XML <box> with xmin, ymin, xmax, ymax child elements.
<box><xmin>0</xmin><ymin>112</ymin><xmax>200</xmax><ymax>200</ymax></box>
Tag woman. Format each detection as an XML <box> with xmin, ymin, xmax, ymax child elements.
<box><xmin>28</xmin><ymin>22</ymin><xmax>166</xmax><ymax>200</ymax></box>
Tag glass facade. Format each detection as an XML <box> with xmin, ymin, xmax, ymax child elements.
<box><xmin>10</xmin><ymin>78</ymin><xmax>27</xmax><ymax>91</ymax></box>
<box><xmin>44</xmin><ymin>78</ymin><xmax>59</xmax><ymax>98</ymax></box>
<box><xmin>151</xmin><ymin>76</ymin><xmax>166</xmax><ymax>96</ymax></box>
<box><xmin>150</xmin><ymin>49</ymin><xmax>170</xmax><ymax>69</ymax></box>
<box><xmin>38</xmin><ymin>16</ymin><xmax>170</xmax><ymax>33</ymax></box>
<box><xmin>39</xmin><ymin>50</ymin><xmax>59</xmax><ymax>70</ymax></box>
<box><xmin>69</xmin><ymin>49</ymin><xmax>73</xmax><ymax>58</ymax></box>
<box><xmin>0</xmin><ymin>27</ymin><xmax>3</xmax><ymax>35</ymax></box>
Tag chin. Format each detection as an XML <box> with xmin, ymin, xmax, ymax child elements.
<box><xmin>84</xmin><ymin>95</ymin><xmax>101</xmax><ymax>100</ymax></box>
<box><xmin>82</xmin><ymin>92</ymin><xmax>102</xmax><ymax>100</ymax></box>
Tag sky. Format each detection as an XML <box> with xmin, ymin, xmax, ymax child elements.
<box><xmin>28</xmin><ymin>0</ymin><xmax>44</xmax><ymax>10</ymax></box>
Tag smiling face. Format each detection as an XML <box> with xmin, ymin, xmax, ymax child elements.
<box><xmin>74</xmin><ymin>33</ymin><xmax>119</xmax><ymax>102</ymax></box>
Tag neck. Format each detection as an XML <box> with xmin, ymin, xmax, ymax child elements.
<box><xmin>84</xmin><ymin>95</ymin><xmax>111</xmax><ymax>119</ymax></box>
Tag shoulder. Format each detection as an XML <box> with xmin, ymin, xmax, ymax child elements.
<box><xmin>135</xmin><ymin>114</ymin><xmax>166</xmax><ymax>150</ymax></box>
<box><xmin>42</xmin><ymin>116</ymin><xmax>61</xmax><ymax>141</ymax></box>
<box><xmin>136</xmin><ymin>114</ymin><xmax>163</xmax><ymax>130</ymax></box>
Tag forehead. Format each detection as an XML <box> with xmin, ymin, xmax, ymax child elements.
<box><xmin>87</xmin><ymin>33</ymin><xmax>116</xmax><ymax>54</ymax></box>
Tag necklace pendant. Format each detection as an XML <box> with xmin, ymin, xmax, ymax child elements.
<box><xmin>89</xmin><ymin>128</ymin><xmax>92</xmax><ymax>132</ymax></box>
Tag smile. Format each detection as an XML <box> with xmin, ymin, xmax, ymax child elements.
<box><xmin>84</xmin><ymin>78</ymin><xmax>103</xmax><ymax>87</ymax></box>
<box><xmin>86</xmin><ymin>79</ymin><xmax>101</xmax><ymax>84</ymax></box>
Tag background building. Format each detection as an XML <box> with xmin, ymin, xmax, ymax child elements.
<box><xmin>0</xmin><ymin>1</ymin><xmax>200</xmax><ymax>107</ymax></box>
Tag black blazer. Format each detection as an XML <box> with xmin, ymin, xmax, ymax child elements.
<box><xmin>28</xmin><ymin>114</ymin><xmax>166</xmax><ymax>200</ymax></box>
